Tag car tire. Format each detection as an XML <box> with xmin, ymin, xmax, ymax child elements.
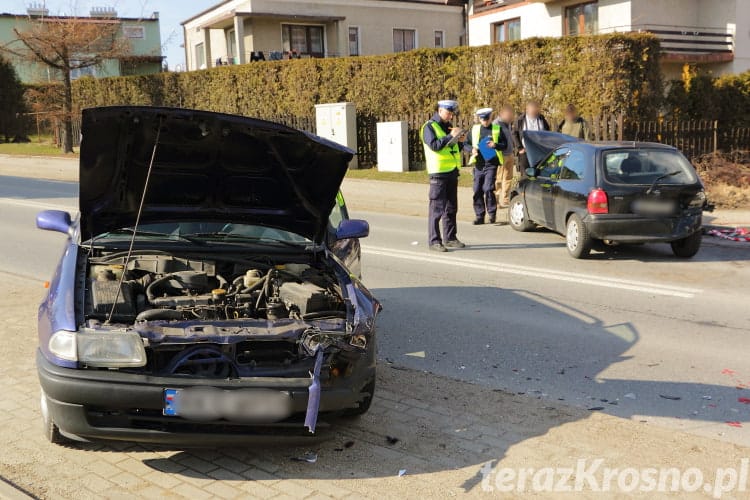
<box><xmin>671</xmin><ymin>231</ymin><xmax>702</xmax><ymax>258</ymax></box>
<box><xmin>508</xmin><ymin>195</ymin><xmax>534</xmax><ymax>232</ymax></box>
<box><xmin>566</xmin><ymin>214</ymin><xmax>592</xmax><ymax>259</ymax></box>
<box><xmin>342</xmin><ymin>379</ymin><xmax>375</xmax><ymax>417</ymax></box>
<box><xmin>41</xmin><ymin>391</ymin><xmax>68</xmax><ymax>445</ymax></box>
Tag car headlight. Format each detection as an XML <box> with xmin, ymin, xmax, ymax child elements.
<box><xmin>49</xmin><ymin>330</ymin><xmax>77</xmax><ymax>361</ymax></box>
<box><xmin>77</xmin><ymin>330</ymin><xmax>147</xmax><ymax>368</ymax></box>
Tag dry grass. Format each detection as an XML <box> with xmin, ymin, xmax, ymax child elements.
<box><xmin>693</xmin><ymin>152</ymin><xmax>750</xmax><ymax>209</ymax></box>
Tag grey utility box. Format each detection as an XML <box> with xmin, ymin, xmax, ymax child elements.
<box><xmin>376</xmin><ymin>121</ymin><xmax>408</xmax><ymax>172</ymax></box>
<box><xmin>315</xmin><ymin>102</ymin><xmax>358</xmax><ymax>169</ymax></box>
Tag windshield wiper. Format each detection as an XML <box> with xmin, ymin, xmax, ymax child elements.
<box><xmin>184</xmin><ymin>232</ymin><xmax>310</xmax><ymax>248</ymax></box>
<box><xmin>104</xmin><ymin>228</ymin><xmax>205</xmax><ymax>244</ymax></box>
<box><xmin>646</xmin><ymin>170</ymin><xmax>682</xmax><ymax>195</ymax></box>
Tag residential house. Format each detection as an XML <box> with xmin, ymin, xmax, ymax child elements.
<box><xmin>468</xmin><ymin>0</ymin><xmax>750</xmax><ymax>78</ymax></box>
<box><xmin>181</xmin><ymin>0</ymin><xmax>466</xmax><ymax>70</ymax></box>
<box><xmin>0</xmin><ymin>6</ymin><xmax>163</xmax><ymax>83</ymax></box>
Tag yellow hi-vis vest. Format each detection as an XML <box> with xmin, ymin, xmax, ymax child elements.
<box><xmin>468</xmin><ymin>123</ymin><xmax>504</xmax><ymax>166</ymax></box>
<box><xmin>421</xmin><ymin>121</ymin><xmax>461</xmax><ymax>174</ymax></box>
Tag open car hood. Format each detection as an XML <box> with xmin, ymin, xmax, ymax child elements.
<box><xmin>523</xmin><ymin>131</ymin><xmax>581</xmax><ymax>167</ymax></box>
<box><xmin>79</xmin><ymin>106</ymin><xmax>354</xmax><ymax>242</ymax></box>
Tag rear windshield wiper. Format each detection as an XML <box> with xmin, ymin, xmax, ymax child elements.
<box><xmin>646</xmin><ymin>170</ymin><xmax>682</xmax><ymax>195</ymax></box>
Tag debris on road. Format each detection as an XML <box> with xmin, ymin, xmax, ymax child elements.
<box><xmin>624</xmin><ymin>393</ymin><xmax>637</xmax><ymax>400</ymax></box>
<box><xmin>738</xmin><ymin>397</ymin><xmax>750</xmax><ymax>405</ymax></box>
<box><xmin>726</xmin><ymin>422</ymin><xmax>743</xmax><ymax>428</ymax></box>
<box><xmin>386</xmin><ymin>436</ymin><xmax>400</xmax><ymax>445</ymax></box>
<box><xmin>707</xmin><ymin>227</ymin><xmax>750</xmax><ymax>242</ymax></box>
<box><xmin>398</xmin><ymin>469</ymin><xmax>407</xmax><ymax>477</ymax></box>
<box><xmin>659</xmin><ymin>395</ymin><xmax>682</xmax><ymax>401</ymax></box>
<box><xmin>588</xmin><ymin>407</ymin><xmax>605</xmax><ymax>411</ymax></box>
<box><xmin>291</xmin><ymin>451</ymin><xmax>318</xmax><ymax>463</ymax></box>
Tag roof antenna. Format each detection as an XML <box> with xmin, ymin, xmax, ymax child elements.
<box><xmin>106</xmin><ymin>116</ymin><xmax>163</xmax><ymax>324</ymax></box>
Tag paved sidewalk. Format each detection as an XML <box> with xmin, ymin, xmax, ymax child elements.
<box><xmin>2</xmin><ymin>273</ymin><xmax>750</xmax><ymax>499</ymax></box>
<box><xmin>2</xmin><ymin>154</ymin><xmax>749</xmax><ymax>228</ymax></box>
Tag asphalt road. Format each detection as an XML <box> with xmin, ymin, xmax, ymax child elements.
<box><xmin>2</xmin><ymin>174</ymin><xmax>749</xmax><ymax>449</ymax></box>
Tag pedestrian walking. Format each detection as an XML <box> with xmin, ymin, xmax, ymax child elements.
<box><xmin>557</xmin><ymin>104</ymin><xmax>590</xmax><ymax>140</ymax></box>
<box><xmin>421</xmin><ymin>99</ymin><xmax>467</xmax><ymax>252</ymax></box>
<box><xmin>514</xmin><ymin>101</ymin><xmax>550</xmax><ymax>175</ymax></box>
<box><xmin>464</xmin><ymin>107</ymin><xmax>507</xmax><ymax>224</ymax></box>
<box><xmin>493</xmin><ymin>104</ymin><xmax>516</xmax><ymax>207</ymax></box>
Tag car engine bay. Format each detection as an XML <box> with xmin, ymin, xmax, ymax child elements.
<box><xmin>83</xmin><ymin>251</ymin><xmax>347</xmax><ymax>326</ymax></box>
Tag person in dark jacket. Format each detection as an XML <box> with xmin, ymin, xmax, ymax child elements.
<box><xmin>421</xmin><ymin>99</ymin><xmax>467</xmax><ymax>252</ymax></box>
<box><xmin>513</xmin><ymin>101</ymin><xmax>550</xmax><ymax>175</ymax></box>
<box><xmin>464</xmin><ymin>107</ymin><xmax>507</xmax><ymax>224</ymax></box>
<box><xmin>557</xmin><ymin>104</ymin><xmax>590</xmax><ymax>140</ymax></box>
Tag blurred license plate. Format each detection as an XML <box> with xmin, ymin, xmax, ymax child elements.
<box><xmin>163</xmin><ymin>387</ymin><xmax>291</xmax><ymax>422</ymax></box>
<box><xmin>632</xmin><ymin>199</ymin><xmax>675</xmax><ymax>215</ymax></box>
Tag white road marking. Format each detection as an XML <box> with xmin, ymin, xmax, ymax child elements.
<box><xmin>362</xmin><ymin>245</ymin><xmax>701</xmax><ymax>299</ymax></box>
<box><xmin>0</xmin><ymin>198</ymin><xmax>77</xmax><ymax>211</ymax></box>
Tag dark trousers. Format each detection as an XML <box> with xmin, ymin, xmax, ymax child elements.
<box><xmin>428</xmin><ymin>174</ymin><xmax>458</xmax><ymax>245</ymax></box>
<box><xmin>472</xmin><ymin>166</ymin><xmax>497</xmax><ymax>218</ymax></box>
<box><xmin>518</xmin><ymin>152</ymin><xmax>530</xmax><ymax>177</ymax></box>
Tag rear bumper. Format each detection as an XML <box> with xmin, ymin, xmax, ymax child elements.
<box><xmin>36</xmin><ymin>349</ymin><xmax>374</xmax><ymax>444</ymax></box>
<box><xmin>583</xmin><ymin>211</ymin><xmax>702</xmax><ymax>243</ymax></box>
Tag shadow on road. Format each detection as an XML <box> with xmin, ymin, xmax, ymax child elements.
<box><xmin>0</xmin><ymin>175</ymin><xmax>77</xmax><ymax>200</ymax></box>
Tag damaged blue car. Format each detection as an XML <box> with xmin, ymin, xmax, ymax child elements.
<box><xmin>35</xmin><ymin>106</ymin><xmax>380</xmax><ymax>445</ymax></box>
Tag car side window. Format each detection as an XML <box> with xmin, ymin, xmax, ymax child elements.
<box><xmin>560</xmin><ymin>150</ymin><xmax>586</xmax><ymax>180</ymax></box>
<box><xmin>329</xmin><ymin>191</ymin><xmax>348</xmax><ymax>230</ymax></box>
<box><xmin>538</xmin><ymin>148</ymin><xmax>569</xmax><ymax>179</ymax></box>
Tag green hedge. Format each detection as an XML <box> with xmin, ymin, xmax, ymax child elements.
<box><xmin>665</xmin><ymin>69</ymin><xmax>750</xmax><ymax>127</ymax></box>
<box><xmin>66</xmin><ymin>33</ymin><xmax>662</xmax><ymax>121</ymax></box>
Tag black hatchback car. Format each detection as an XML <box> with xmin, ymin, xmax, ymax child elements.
<box><xmin>509</xmin><ymin>132</ymin><xmax>708</xmax><ymax>259</ymax></box>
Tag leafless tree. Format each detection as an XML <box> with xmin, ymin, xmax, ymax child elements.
<box><xmin>1</xmin><ymin>15</ymin><xmax>130</xmax><ymax>152</ymax></box>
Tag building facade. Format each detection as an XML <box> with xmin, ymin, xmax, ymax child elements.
<box><xmin>181</xmin><ymin>0</ymin><xmax>466</xmax><ymax>70</ymax></box>
<box><xmin>468</xmin><ymin>0</ymin><xmax>750</xmax><ymax>78</ymax></box>
<box><xmin>0</xmin><ymin>7</ymin><xmax>163</xmax><ymax>84</ymax></box>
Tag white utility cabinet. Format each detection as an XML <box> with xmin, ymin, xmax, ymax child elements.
<box><xmin>376</xmin><ymin>121</ymin><xmax>408</xmax><ymax>172</ymax></box>
<box><xmin>315</xmin><ymin>102</ymin><xmax>358</xmax><ymax>169</ymax></box>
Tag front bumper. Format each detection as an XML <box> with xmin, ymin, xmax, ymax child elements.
<box><xmin>36</xmin><ymin>349</ymin><xmax>374</xmax><ymax>444</ymax></box>
<box><xmin>584</xmin><ymin>211</ymin><xmax>702</xmax><ymax>243</ymax></box>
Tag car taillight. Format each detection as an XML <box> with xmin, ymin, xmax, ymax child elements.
<box><xmin>587</xmin><ymin>189</ymin><xmax>609</xmax><ymax>214</ymax></box>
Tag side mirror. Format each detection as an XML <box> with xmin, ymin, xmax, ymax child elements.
<box><xmin>525</xmin><ymin>167</ymin><xmax>537</xmax><ymax>177</ymax></box>
<box><xmin>36</xmin><ymin>210</ymin><xmax>72</xmax><ymax>234</ymax></box>
<box><xmin>336</xmin><ymin>219</ymin><xmax>369</xmax><ymax>240</ymax></box>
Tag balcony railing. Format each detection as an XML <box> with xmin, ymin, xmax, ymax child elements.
<box><xmin>633</xmin><ymin>24</ymin><xmax>734</xmax><ymax>61</ymax></box>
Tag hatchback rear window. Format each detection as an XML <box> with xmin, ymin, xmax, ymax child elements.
<box><xmin>603</xmin><ymin>149</ymin><xmax>697</xmax><ymax>185</ymax></box>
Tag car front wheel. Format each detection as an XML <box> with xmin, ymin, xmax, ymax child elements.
<box><xmin>509</xmin><ymin>195</ymin><xmax>534</xmax><ymax>232</ymax></box>
<box><xmin>566</xmin><ymin>214</ymin><xmax>592</xmax><ymax>259</ymax></box>
<box><xmin>671</xmin><ymin>231</ymin><xmax>702</xmax><ymax>258</ymax></box>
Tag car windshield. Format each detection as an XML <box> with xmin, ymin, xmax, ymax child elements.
<box><xmin>603</xmin><ymin>148</ymin><xmax>698</xmax><ymax>185</ymax></box>
<box><xmin>93</xmin><ymin>222</ymin><xmax>312</xmax><ymax>245</ymax></box>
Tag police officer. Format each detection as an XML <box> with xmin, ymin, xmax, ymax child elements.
<box><xmin>464</xmin><ymin>107</ymin><xmax>507</xmax><ymax>224</ymax></box>
<box><xmin>421</xmin><ymin>100</ymin><xmax>466</xmax><ymax>252</ymax></box>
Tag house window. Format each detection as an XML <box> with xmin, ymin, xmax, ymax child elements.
<box><xmin>195</xmin><ymin>42</ymin><xmax>205</xmax><ymax>69</ymax></box>
<box><xmin>493</xmin><ymin>18</ymin><xmax>521</xmax><ymax>43</ymax></box>
<box><xmin>282</xmin><ymin>24</ymin><xmax>324</xmax><ymax>57</ymax></box>
<box><xmin>434</xmin><ymin>30</ymin><xmax>444</xmax><ymax>48</ymax></box>
<box><xmin>393</xmin><ymin>28</ymin><xmax>416</xmax><ymax>52</ymax></box>
<box><xmin>349</xmin><ymin>26</ymin><xmax>360</xmax><ymax>56</ymax></box>
<box><xmin>122</xmin><ymin>25</ymin><xmax>145</xmax><ymax>39</ymax></box>
<box><xmin>565</xmin><ymin>1</ymin><xmax>598</xmax><ymax>35</ymax></box>
<box><xmin>70</xmin><ymin>62</ymin><xmax>96</xmax><ymax>80</ymax></box>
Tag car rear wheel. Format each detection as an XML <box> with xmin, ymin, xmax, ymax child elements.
<box><xmin>509</xmin><ymin>195</ymin><xmax>533</xmax><ymax>232</ymax></box>
<box><xmin>566</xmin><ymin>214</ymin><xmax>592</xmax><ymax>259</ymax></box>
<box><xmin>41</xmin><ymin>391</ymin><xmax>68</xmax><ymax>445</ymax></box>
<box><xmin>671</xmin><ymin>231</ymin><xmax>702</xmax><ymax>258</ymax></box>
